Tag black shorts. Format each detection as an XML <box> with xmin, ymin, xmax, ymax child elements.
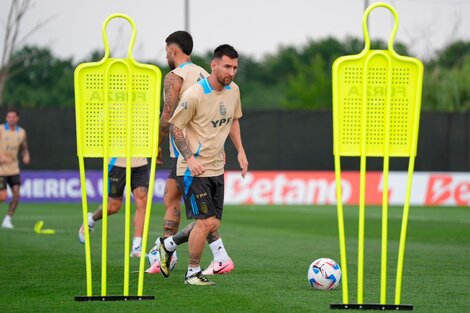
<box><xmin>176</xmin><ymin>174</ymin><xmax>224</xmax><ymax>220</ymax></box>
<box><xmin>168</xmin><ymin>157</ymin><xmax>178</xmax><ymax>180</ymax></box>
<box><xmin>108</xmin><ymin>165</ymin><xmax>149</xmax><ymax>198</ymax></box>
<box><xmin>0</xmin><ymin>174</ymin><xmax>21</xmax><ymax>190</ymax></box>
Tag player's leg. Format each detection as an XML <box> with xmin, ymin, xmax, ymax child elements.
<box><xmin>171</xmin><ymin>221</ymin><xmax>195</xmax><ymax>244</ymax></box>
<box><xmin>146</xmin><ymin>160</ymin><xmax>181</xmax><ymax>273</ymax></box>
<box><xmin>2</xmin><ymin>176</ymin><xmax>21</xmax><ymax>228</ymax></box>
<box><xmin>164</xmin><ymin>176</ymin><xmax>221</xmax><ymax>284</ymax></box>
<box><xmin>0</xmin><ymin>176</ymin><xmax>12</xmax><ymax>228</ymax></box>
<box><xmin>153</xmin><ymin>221</ymin><xmax>194</xmax><ymax>274</ymax></box>
<box><xmin>163</xmin><ymin>178</ymin><xmax>182</xmax><ymax>237</ymax></box>
<box><xmin>129</xmin><ymin>165</ymin><xmax>150</xmax><ymax>257</ymax></box>
<box><xmin>185</xmin><ymin>216</ymin><xmax>219</xmax><ymax>285</ymax></box>
<box><xmin>202</xmin><ymin>230</ymin><xmax>235</xmax><ymax>275</ymax></box>
<box><xmin>163</xmin><ymin>220</ymin><xmax>234</xmax><ymax>275</ymax></box>
<box><xmin>7</xmin><ymin>183</ymin><xmax>20</xmax><ymax>216</ymax></box>
<box><xmin>202</xmin><ymin>174</ymin><xmax>234</xmax><ymax>275</ymax></box>
<box><xmin>78</xmin><ymin>166</ymin><xmax>125</xmax><ymax>243</ymax></box>
<box><xmin>162</xmin><ymin>157</ymin><xmax>182</xmax><ymax>237</ymax></box>
<box><xmin>77</xmin><ymin>197</ymin><xmax>122</xmax><ymax>243</ymax></box>
<box><xmin>159</xmin><ymin>176</ymin><xmax>213</xmax><ymax>280</ymax></box>
<box><xmin>159</xmin><ymin>174</ymin><xmax>233</xmax><ymax>276</ymax></box>
<box><xmin>155</xmin><ymin>162</ymin><xmax>184</xmax><ymax>275</ymax></box>
<box><xmin>157</xmin><ymin>173</ymin><xmax>186</xmax><ymax>276</ymax></box>
<box><xmin>91</xmin><ymin>197</ymin><xmax>123</xmax><ymax>220</ymax></box>
<box><xmin>130</xmin><ymin>186</ymin><xmax>147</xmax><ymax>257</ymax></box>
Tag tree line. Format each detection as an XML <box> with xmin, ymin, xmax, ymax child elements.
<box><xmin>2</xmin><ymin>37</ymin><xmax>470</xmax><ymax>111</ymax></box>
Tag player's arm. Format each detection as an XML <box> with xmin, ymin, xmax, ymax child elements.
<box><xmin>20</xmin><ymin>132</ymin><xmax>30</xmax><ymax>165</ymax></box>
<box><xmin>229</xmin><ymin>118</ymin><xmax>248</xmax><ymax>178</ymax></box>
<box><xmin>170</xmin><ymin>124</ymin><xmax>206</xmax><ymax>176</ymax></box>
<box><xmin>158</xmin><ymin>72</ymin><xmax>183</xmax><ymax>162</ymax></box>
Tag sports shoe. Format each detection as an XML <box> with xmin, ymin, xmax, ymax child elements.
<box><xmin>202</xmin><ymin>259</ymin><xmax>235</xmax><ymax>275</ymax></box>
<box><xmin>154</xmin><ymin>236</ymin><xmax>162</xmax><ymax>248</ymax></box>
<box><xmin>78</xmin><ymin>213</ymin><xmax>94</xmax><ymax>244</ymax></box>
<box><xmin>145</xmin><ymin>239</ymin><xmax>163</xmax><ymax>274</ymax></box>
<box><xmin>158</xmin><ymin>237</ymin><xmax>175</xmax><ymax>278</ymax></box>
<box><xmin>1</xmin><ymin>218</ymin><xmax>14</xmax><ymax>229</ymax></box>
<box><xmin>145</xmin><ymin>261</ymin><xmax>161</xmax><ymax>274</ymax></box>
<box><xmin>184</xmin><ymin>271</ymin><xmax>215</xmax><ymax>286</ymax></box>
<box><xmin>130</xmin><ymin>246</ymin><xmax>141</xmax><ymax>258</ymax></box>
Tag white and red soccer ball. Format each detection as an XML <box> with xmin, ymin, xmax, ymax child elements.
<box><xmin>307</xmin><ymin>258</ymin><xmax>342</xmax><ymax>290</ymax></box>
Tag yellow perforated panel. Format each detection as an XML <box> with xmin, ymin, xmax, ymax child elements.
<box><xmin>75</xmin><ymin>58</ymin><xmax>162</xmax><ymax>158</ymax></box>
<box><xmin>333</xmin><ymin>51</ymin><xmax>423</xmax><ymax>157</ymax></box>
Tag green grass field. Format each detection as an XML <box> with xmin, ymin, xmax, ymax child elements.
<box><xmin>1</xmin><ymin>203</ymin><xmax>469</xmax><ymax>312</ymax></box>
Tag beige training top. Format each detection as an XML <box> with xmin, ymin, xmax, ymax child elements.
<box><xmin>0</xmin><ymin>123</ymin><xmax>26</xmax><ymax>175</ymax></box>
<box><xmin>168</xmin><ymin>62</ymin><xmax>209</xmax><ymax>158</ymax></box>
<box><xmin>110</xmin><ymin>157</ymin><xmax>147</xmax><ymax>168</ymax></box>
<box><xmin>169</xmin><ymin>77</ymin><xmax>242</xmax><ymax>177</ymax></box>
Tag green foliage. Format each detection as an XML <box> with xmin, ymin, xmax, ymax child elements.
<box><xmin>282</xmin><ymin>54</ymin><xmax>331</xmax><ymax>109</ymax></box>
<box><xmin>189</xmin><ymin>52</ymin><xmax>211</xmax><ymax>71</ymax></box>
<box><xmin>423</xmin><ymin>54</ymin><xmax>470</xmax><ymax>111</ymax></box>
<box><xmin>429</xmin><ymin>40</ymin><xmax>470</xmax><ymax>69</ymax></box>
<box><xmin>2</xmin><ymin>38</ymin><xmax>470</xmax><ymax>111</ymax></box>
<box><xmin>3</xmin><ymin>46</ymin><xmax>74</xmax><ymax>107</ymax></box>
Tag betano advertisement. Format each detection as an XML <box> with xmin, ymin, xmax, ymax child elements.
<box><xmin>9</xmin><ymin>170</ymin><xmax>470</xmax><ymax>206</ymax></box>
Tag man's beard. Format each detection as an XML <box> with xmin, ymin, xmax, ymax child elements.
<box><xmin>217</xmin><ymin>76</ymin><xmax>232</xmax><ymax>87</ymax></box>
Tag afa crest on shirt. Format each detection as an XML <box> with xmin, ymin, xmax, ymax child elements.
<box><xmin>180</xmin><ymin>101</ymin><xmax>188</xmax><ymax>109</ymax></box>
<box><xmin>219</xmin><ymin>102</ymin><xmax>227</xmax><ymax>116</ymax></box>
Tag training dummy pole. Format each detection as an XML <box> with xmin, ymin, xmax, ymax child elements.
<box><xmin>74</xmin><ymin>13</ymin><xmax>161</xmax><ymax>301</ymax></box>
<box><xmin>331</xmin><ymin>2</ymin><xmax>423</xmax><ymax>310</ymax></box>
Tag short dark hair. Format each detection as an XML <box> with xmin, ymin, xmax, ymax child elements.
<box><xmin>7</xmin><ymin>108</ymin><xmax>19</xmax><ymax>116</ymax></box>
<box><xmin>212</xmin><ymin>44</ymin><xmax>238</xmax><ymax>60</ymax></box>
<box><xmin>165</xmin><ymin>31</ymin><xmax>193</xmax><ymax>55</ymax></box>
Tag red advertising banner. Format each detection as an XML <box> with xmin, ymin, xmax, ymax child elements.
<box><xmin>423</xmin><ymin>173</ymin><xmax>470</xmax><ymax>206</ymax></box>
<box><xmin>224</xmin><ymin>171</ymin><xmax>470</xmax><ymax>207</ymax></box>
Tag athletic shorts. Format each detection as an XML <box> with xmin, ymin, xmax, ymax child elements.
<box><xmin>108</xmin><ymin>165</ymin><xmax>149</xmax><ymax>198</ymax></box>
<box><xmin>0</xmin><ymin>174</ymin><xmax>21</xmax><ymax>190</ymax></box>
<box><xmin>176</xmin><ymin>174</ymin><xmax>224</xmax><ymax>220</ymax></box>
<box><xmin>168</xmin><ymin>157</ymin><xmax>178</xmax><ymax>180</ymax></box>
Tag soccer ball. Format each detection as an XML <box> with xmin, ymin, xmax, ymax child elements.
<box><xmin>147</xmin><ymin>245</ymin><xmax>160</xmax><ymax>266</ymax></box>
<box><xmin>147</xmin><ymin>244</ymin><xmax>178</xmax><ymax>271</ymax></box>
<box><xmin>307</xmin><ymin>258</ymin><xmax>341</xmax><ymax>290</ymax></box>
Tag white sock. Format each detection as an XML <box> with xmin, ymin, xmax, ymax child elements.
<box><xmin>3</xmin><ymin>215</ymin><xmax>11</xmax><ymax>223</ymax></box>
<box><xmin>132</xmin><ymin>236</ymin><xmax>142</xmax><ymax>250</ymax></box>
<box><xmin>186</xmin><ymin>265</ymin><xmax>201</xmax><ymax>277</ymax></box>
<box><xmin>164</xmin><ymin>236</ymin><xmax>177</xmax><ymax>252</ymax></box>
<box><xmin>209</xmin><ymin>238</ymin><xmax>230</xmax><ymax>263</ymax></box>
<box><xmin>88</xmin><ymin>214</ymin><xmax>95</xmax><ymax>227</ymax></box>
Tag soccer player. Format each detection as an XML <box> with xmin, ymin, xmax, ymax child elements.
<box><xmin>0</xmin><ymin>109</ymin><xmax>30</xmax><ymax>229</ymax></box>
<box><xmin>159</xmin><ymin>44</ymin><xmax>248</xmax><ymax>285</ymax></box>
<box><xmin>146</xmin><ymin>31</ymin><xmax>234</xmax><ymax>275</ymax></box>
<box><xmin>78</xmin><ymin>157</ymin><xmax>149</xmax><ymax>257</ymax></box>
